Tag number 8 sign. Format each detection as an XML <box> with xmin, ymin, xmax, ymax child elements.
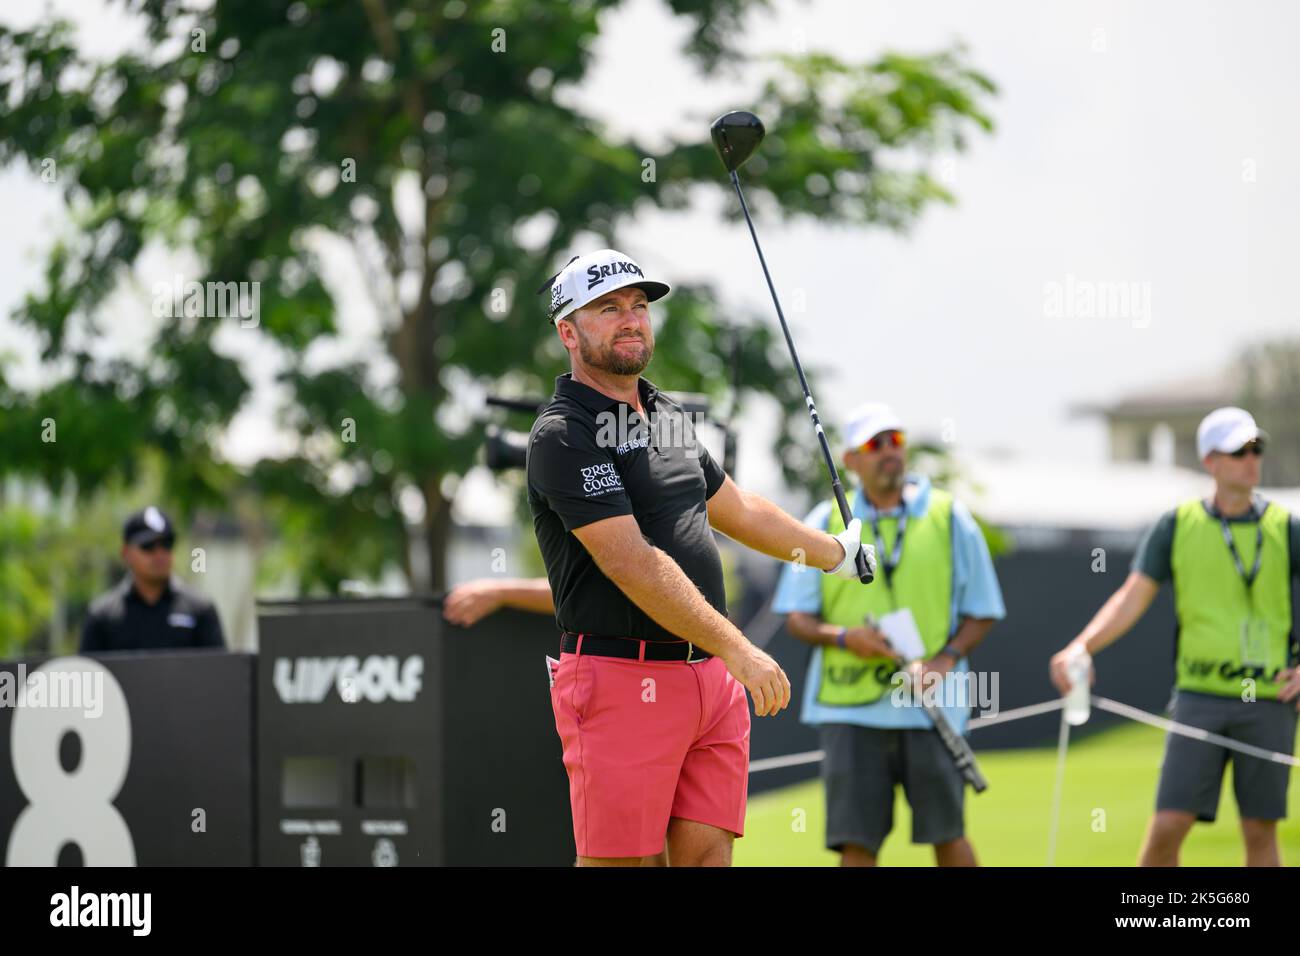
<box><xmin>5</xmin><ymin>657</ymin><xmax>136</xmax><ymax>866</ymax></box>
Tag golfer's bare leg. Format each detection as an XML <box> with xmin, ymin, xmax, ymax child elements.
<box><xmin>1137</xmin><ymin>809</ymin><xmax>1196</xmax><ymax>866</ymax></box>
<box><xmin>641</xmin><ymin>849</ymin><xmax>669</xmax><ymax>866</ymax></box>
<box><xmin>665</xmin><ymin>818</ymin><xmax>733</xmax><ymax>867</ymax></box>
<box><xmin>839</xmin><ymin>843</ymin><xmax>877</xmax><ymax>867</ymax></box>
<box><xmin>934</xmin><ymin>836</ymin><xmax>977</xmax><ymax>867</ymax></box>
<box><xmin>1240</xmin><ymin>818</ymin><xmax>1281</xmax><ymax>867</ymax></box>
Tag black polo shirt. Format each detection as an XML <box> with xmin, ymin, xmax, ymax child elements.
<box><xmin>80</xmin><ymin>575</ymin><xmax>226</xmax><ymax>653</ymax></box>
<box><xmin>527</xmin><ymin>373</ymin><xmax>728</xmax><ymax>642</ymax></box>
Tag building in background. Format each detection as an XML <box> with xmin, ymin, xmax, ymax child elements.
<box><xmin>1077</xmin><ymin>345</ymin><xmax>1300</xmax><ymax>486</ymax></box>
<box><xmin>1075</xmin><ymin>371</ymin><xmax>1232</xmax><ymax>473</ymax></box>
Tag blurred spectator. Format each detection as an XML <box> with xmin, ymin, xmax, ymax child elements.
<box><xmin>80</xmin><ymin>506</ymin><xmax>226</xmax><ymax>653</ymax></box>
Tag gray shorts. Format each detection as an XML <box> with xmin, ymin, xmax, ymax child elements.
<box><xmin>1155</xmin><ymin>690</ymin><xmax>1298</xmax><ymax>822</ymax></box>
<box><xmin>818</xmin><ymin>723</ymin><xmax>965</xmax><ymax>855</ymax></box>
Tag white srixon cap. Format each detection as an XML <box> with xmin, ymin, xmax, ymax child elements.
<box><xmin>1196</xmin><ymin>406</ymin><xmax>1268</xmax><ymax>459</ymax></box>
<box><xmin>538</xmin><ymin>248</ymin><xmax>671</xmax><ymax>323</ymax></box>
<box><xmin>843</xmin><ymin>402</ymin><xmax>905</xmax><ymax>450</ymax></box>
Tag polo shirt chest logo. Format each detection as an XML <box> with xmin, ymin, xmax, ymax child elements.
<box><xmin>167</xmin><ymin>612</ymin><xmax>197</xmax><ymax>628</ymax></box>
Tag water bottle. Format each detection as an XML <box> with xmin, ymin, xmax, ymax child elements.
<box><xmin>1064</xmin><ymin>646</ymin><xmax>1092</xmax><ymax>726</ymax></box>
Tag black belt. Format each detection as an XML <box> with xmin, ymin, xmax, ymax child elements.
<box><xmin>560</xmin><ymin>631</ymin><xmax>712</xmax><ymax>663</ymax></box>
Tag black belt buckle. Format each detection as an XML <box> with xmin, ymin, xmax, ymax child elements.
<box><xmin>684</xmin><ymin>642</ymin><xmax>707</xmax><ymax>664</ymax></box>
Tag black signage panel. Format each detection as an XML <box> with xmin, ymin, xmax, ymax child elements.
<box><xmin>0</xmin><ymin>651</ymin><xmax>254</xmax><ymax>866</ymax></box>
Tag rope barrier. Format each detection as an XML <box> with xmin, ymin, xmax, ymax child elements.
<box><xmin>748</xmin><ymin>694</ymin><xmax>1299</xmax><ymax>773</ymax></box>
<box><xmin>749</xmin><ymin>749</ymin><xmax>824</xmax><ymax>774</ymax></box>
<box><xmin>1092</xmin><ymin>695</ymin><xmax>1300</xmax><ymax>768</ymax></box>
<box><xmin>968</xmin><ymin>697</ymin><xmax>1065</xmax><ymax>728</ymax></box>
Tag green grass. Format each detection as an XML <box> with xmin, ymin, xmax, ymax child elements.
<box><xmin>735</xmin><ymin>722</ymin><xmax>1300</xmax><ymax>866</ymax></box>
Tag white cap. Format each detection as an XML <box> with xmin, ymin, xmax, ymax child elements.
<box><xmin>843</xmin><ymin>402</ymin><xmax>905</xmax><ymax>450</ymax></box>
<box><xmin>539</xmin><ymin>248</ymin><xmax>671</xmax><ymax>323</ymax></box>
<box><xmin>1196</xmin><ymin>406</ymin><xmax>1268</xmax><ymax>459</ymax></box>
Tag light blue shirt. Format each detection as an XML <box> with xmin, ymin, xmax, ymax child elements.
<box><xmin>770</xmin><ymin>474</ymin><xmax>1006</xmax><ymax>733</ymax></box>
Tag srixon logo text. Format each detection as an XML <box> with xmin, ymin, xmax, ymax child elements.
<box><xmin>273</xmin><ymin>655</ymin><xmax>424</xmax><ymax>704</ymax></box>
<box><xmin>585</xmin><ymin>260</ymin><xmax>644</xmax><ymax>289</ymax></box>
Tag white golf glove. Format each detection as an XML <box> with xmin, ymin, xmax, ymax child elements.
<box><xmin>824</xmin><ymin>518</ymin><xmax>878</xmax><ymax>581</ymax></box>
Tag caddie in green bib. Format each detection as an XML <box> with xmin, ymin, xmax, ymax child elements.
<box><xmin>818</xmin><ymin>489</ymin><xmax>954</xmax><ymax>705</ymax></box>
<box><xmin>1049</xmin><ymin>406</ymin><xmax>1300</xmax><ymax>868</ymax></box>
<box><xmin>1171</xmin><ymin>497</ymin><xmax>1292</xmax><ymax>699</ymax></box>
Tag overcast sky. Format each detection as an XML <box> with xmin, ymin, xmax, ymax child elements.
<box><xmin>3</xmin><ymin>0</ymin><xmax>1297</xmax><ymax>520</ymax></box>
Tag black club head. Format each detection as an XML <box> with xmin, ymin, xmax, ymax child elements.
<box><xmin>710</xmin><ymin>111</ymin><xmax>765</xmax><ymax>173</ymax></box>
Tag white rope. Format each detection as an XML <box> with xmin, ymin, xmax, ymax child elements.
<box><xmin>747</xmin><ymin>694</ymin><xmax>1300</xmax><ymax>773</ymax></box>
<box><xmin>968</xmin><ymin>697</ymin><xmax>1065</xmax><ymax>729</ymax></box>
<box><xmin>749</xmin><ymin>749</ymin><xmax>824</xmax><ymax>773</ymax></box>
<box><xmin>748</xmin><ymin>699</ymin><xmax>1064</xmax><ymax>774</ymax></box>
<box><xmin>1092</xmin><ymin>695</ymin><xmax>1300</xmax><ymax>768</ymax></box>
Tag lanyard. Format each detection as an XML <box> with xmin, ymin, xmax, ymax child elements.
<box><xmin>1217</xmin><ymin>513</ymin><xmax>1263</xmax><ymax>591</ymax></box>
<box><xmin>869</xmin><ymin>507</ymin><xmax>908</xmax><ymax>589</ymax></box>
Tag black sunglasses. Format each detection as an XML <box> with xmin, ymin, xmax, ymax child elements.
<box><xmin>1228</xmin><ymin>440</ymin><xmax>1265</xmax><ymax>458</ymax></box>
<box><xmin>137</xmin><ymin>538</ymin><xmax>175</xmax><ymax>552</ymax></box>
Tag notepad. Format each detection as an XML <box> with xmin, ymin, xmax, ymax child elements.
<box><xmin>878</xmin><ymin>608</ymin><xmax>926</xmax><ymax>662</ymax></box>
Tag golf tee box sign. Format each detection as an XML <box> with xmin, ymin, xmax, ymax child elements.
<box><xmin>256</xmin><ymin>599</ymin><xmax>575</xmax><ymax>866</ymax></box>
<box><xmin>257</xmin><ymin>599</ymin><xmax>440</xmax><ymax>867</ymax></box>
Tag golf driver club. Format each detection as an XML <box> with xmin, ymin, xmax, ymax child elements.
<box><xmin>711</xmin><ymin>110</ymin><xmax>873</xmax><ymax>584</ymax></box>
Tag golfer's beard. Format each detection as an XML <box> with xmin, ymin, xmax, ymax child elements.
<box><xmin>578</xmin><ymin>331</ymin><xmax>653</xmax><ymax>375</ymax></box>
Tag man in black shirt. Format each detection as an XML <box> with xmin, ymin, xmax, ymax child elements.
<box><xmin>528</xmin><ymin>248</ymin><xmax>875</xmax><ymax>867</ymax></box>
<box><xmin>80</xmin><ymin>506</ymin><xmax>226</xmax><ymax>653</ymax></box>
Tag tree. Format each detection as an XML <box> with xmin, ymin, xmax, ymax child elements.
<box><xmin>0</xmin><ymin>0</ymin><xmax>995</xmax><ymax>603</ymax></box>
<box><xmin>1235</xmin><ymin>337</ymin><xmax>1300</xmax><ymax>487</ymax></box>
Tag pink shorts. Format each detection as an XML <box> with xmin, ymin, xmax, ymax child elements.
<box><xmin>549</xmin><ymin>644</ymin><xmax>751</xmax><ymax>859</ymax></box>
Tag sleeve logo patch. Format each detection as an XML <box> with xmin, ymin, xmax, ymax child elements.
<box><xmin>580</xmin><ymin>462</ymin><xmax>624</xmax><ymax>497</ymax></box>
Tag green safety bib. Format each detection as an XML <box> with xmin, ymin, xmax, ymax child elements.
<box><xmin>1171</xmin><ymin>498</ymin><xmax>1293</xmax><ymax>699</ymax></box>
<box><xmin>817</xmin><ymin>490</ymin><xmax>953</xmax><ymax>706</ymax></box>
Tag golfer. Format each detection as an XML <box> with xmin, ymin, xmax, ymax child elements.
<box><xmin>1050</xmin><ymin>407</ymin><xmax>1300</xmax><ymax>866</ymax></box>
<box><xmin>528</xmin><ymin>248</ymin><xmax>875</xmax><ymax>867</ymax></box>
<box><xmin>771</xmin><ymin>403</ymin><xmax>1004</xmax><ymax>866</ymax></box>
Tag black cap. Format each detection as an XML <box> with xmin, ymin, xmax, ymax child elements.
<box><xmin>123</xmin><ymin>506</ymin><xmax>175</xmax><ymax>547</ymax></box>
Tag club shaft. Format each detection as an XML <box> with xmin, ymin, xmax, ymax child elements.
<box><xmin>926</xmin><ymin>702</ymin><xmax>989</xmax><ymax>792</ymax></box>
<box><xmin>728</xmin><ymin>171</ymin><xmax>871</xmax><ymax>583</ymax></box>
